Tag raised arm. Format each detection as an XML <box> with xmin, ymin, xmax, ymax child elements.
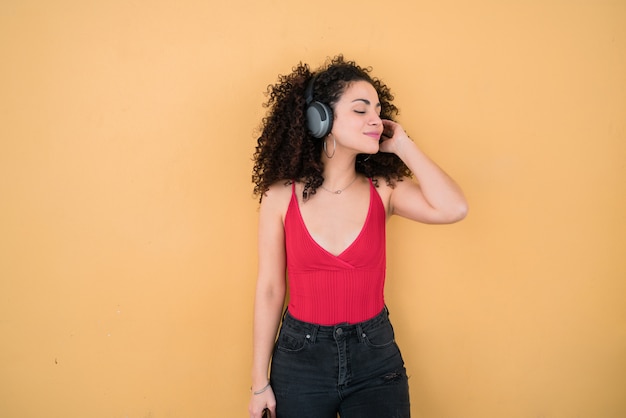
<box><xmin>380</xmin><ymin>120</ymin><xmax>468</xmax><ymax>224</ymax></box>
<box><xmin>248</xmin><ymin>185</ymin><xmax>289</xmax><ymax>418</ymax></box>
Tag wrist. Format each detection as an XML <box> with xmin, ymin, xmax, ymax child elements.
<box><xmin>251</xmin><ymin>381</ymin><xmax>271</xmax><ymax>395</ymax></box>
<box><xmin>252</xmin><ymin>372</ymin><xmax>269</xmax><ymax>388</ymax></box>
<box><xmin>394</xmin><ymin>135</ymin><xmax>417</xmax><ymax>159</ymax></box>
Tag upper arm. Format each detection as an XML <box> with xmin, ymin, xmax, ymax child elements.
<box><xmin>387</xmin><ymin>177</ymin><xmax>466</xmax><ymax>224</ymax></box>
<box><xmin>256</xmin><ymin>183</ymin><xmax>290</xmax><ymax>295</ymax></box>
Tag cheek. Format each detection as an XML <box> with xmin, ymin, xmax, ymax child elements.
<box><xmin>333</xmin><ymin>114</ymin><xmax>361</xmax><ymax>132</ymax></box>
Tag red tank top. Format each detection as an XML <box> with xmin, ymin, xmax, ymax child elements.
<box><xmin>284</xmin><ymin>178</ymin><xmax>386</xmax><ymax>325</ymax></box>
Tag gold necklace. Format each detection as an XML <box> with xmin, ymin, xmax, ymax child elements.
<box><xmin>320</xmin><ymin>176</ymin><xmax>358</xmax><ymax>195</ymax></box>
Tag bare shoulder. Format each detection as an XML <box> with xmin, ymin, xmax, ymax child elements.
<box><xmin>259</xmin><ymin>180</ymin><xmax>293</xmax><ymax>220</ymax></box>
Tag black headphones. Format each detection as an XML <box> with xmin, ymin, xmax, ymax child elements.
<box><xmin>305</xmin><ymin>74</ymin><xmax>333</xmax><ymax>138</ymax></box>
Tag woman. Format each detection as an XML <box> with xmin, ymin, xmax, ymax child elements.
<box><xmin>249</xmin><ymin>55</ymin><xmax>467</xmax><ymax>418</ymax></box>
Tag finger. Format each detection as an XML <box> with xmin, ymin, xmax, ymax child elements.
<box><xmin>381</xmin><ymin>120</ymin><xmax>396</xmax><ymax>137</ymax></box>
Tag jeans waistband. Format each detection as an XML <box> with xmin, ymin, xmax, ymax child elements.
<box><xmin>282</xmin><ymin>306</ymin><xmax>390</xmax><ymax>342</ymax></box>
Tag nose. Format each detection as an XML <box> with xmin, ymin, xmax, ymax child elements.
<box><xmin>370</xmin><ymin>113</ymin><xmax>382</xmax><ymax>125</ymax></box>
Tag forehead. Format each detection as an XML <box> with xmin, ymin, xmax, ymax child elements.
<box><xmin>340</xmin><ymin>80</ymin><xmax>379</xmax><ymax>102</ymax></box>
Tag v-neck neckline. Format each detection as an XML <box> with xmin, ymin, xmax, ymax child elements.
<box><xmin>291</xmin><ymin>180</ymin><xmax>373</xmax><ymax>258</ymax></box>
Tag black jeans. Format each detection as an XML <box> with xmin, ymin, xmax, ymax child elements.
<box><xmin>270</xmin><ymin>308</ymin><xmax>410</xmax><ymax>418</ymax></box>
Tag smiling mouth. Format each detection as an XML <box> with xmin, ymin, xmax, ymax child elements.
<box><xmin>365</xmin><ymin>132</ymin><xmax>381</xmax><ymax>139</ymax></box>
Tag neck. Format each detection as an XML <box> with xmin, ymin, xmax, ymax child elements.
<box><xmin>321</xmin><ymin>157</ymin><xmax>358</xmax><ymax>190</ymax></box>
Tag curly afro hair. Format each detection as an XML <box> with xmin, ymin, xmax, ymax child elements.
<box><xmin>252</xmin><ymin>55</ymin><xmax>412</xmax><ymax>201</ymax></box>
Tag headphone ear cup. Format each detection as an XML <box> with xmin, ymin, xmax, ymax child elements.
<box><xmin>306</xmin><ymin>101</ymin><xmax>333</xmax><ymax>138</ymax></box>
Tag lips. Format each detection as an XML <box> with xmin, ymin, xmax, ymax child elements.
<box><xmin>364</xmin><ymin>132</ymin><xmax>382</xmax><ymax>139</ymax></box>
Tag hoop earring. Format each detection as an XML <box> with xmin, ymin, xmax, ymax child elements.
<box><xmin>323</xmin><ymin>134</ymin><xmax>336</xmax><ymax>159</ymax></box>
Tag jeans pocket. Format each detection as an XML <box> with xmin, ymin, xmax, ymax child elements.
<box><xmin>276</xmin><ymin>327</ymin><xmax>309</xmax><ymax>353</ymax></box>
<box><xmin>362</xmin><ymin>322</ymin><xmax>395</xmax><ymax>349</ymax></box>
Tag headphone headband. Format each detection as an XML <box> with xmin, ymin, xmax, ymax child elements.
<box><xmin>305</xmin><ymin>74</ymin><xmax>316</xmax><ymax>105</ymax></box>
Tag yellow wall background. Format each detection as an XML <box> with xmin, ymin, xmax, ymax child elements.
<box><xmin>1</xmin><ymin>1</ymin><xmax>625</xmax><ymax>417</ymax></box>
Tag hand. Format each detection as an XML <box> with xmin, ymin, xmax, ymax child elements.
<box><xmin>248</xmin><ymin>387</ymin><xmax>276</xmax><ymax>418</ymax></box>
<box><xmin>380</xmin><ymin>120</ymin><xmax>413</xmax><ymax>155</ymax></box>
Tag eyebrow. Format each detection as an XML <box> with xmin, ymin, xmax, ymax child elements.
<box><xmin>352</xmin><ymin>98</ymin><xmax>381</xmax><ymax>108</ymax></box>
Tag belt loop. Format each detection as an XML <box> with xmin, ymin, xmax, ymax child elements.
<box><xmin>308</xmin><ymin>324</ymin><xmax>320</xmax><ymax>343</ymax></box>
<box><xmin>356</xmin><ymin>323</ymin><xmax>365</xmax><ymax>342</ymax></box>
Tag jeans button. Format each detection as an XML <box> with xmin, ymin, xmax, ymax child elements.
<box><xmin>336</xmin><ymin>328</ymin><xmax>343</xmax><ymax>336</ymax></box>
